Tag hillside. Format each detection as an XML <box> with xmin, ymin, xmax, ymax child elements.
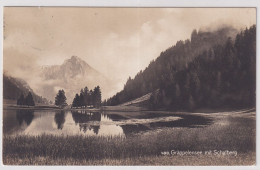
<box><xmin>106</xmin><ymin>25</ymin><xmax>256</xmax><ymax>111</ymax></box>
<box><xmin>118</xmin><ymin>92</ymin><xmax>152</xmax><ymax>106</ymax></box>
<box><xmin>3</xmin><ymin>74</ymin><xmax>49</xmax><ymax>104</ymax></box>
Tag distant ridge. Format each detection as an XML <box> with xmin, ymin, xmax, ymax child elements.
<box><xmin>3</xmin><ymin>73</ymin><xmax>49</xmax><ymax>104</ymax></box>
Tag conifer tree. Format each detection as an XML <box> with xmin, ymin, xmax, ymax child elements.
<box><xmin>55</xmin><ymin>89</ymin><xmax>67</xmax><ymax>108</ymax></box>
<box><xmin>25</xmin><ymin>92</ymin><xmax>35</xmax><ymax>106</ymax></box>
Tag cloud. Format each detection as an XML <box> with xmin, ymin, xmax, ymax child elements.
<box><xmin>4</xmin><ymin>7</ymin><xmax>256</xmax><ymax>99</ymax></box>
<box><xmin>4</xmin><ymin>47</ymin><xmax>38</xmax><ymax>77</ymax></box>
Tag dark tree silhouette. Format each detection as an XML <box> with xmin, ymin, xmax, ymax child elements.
<box><xmin>17</xmin><ymin>94</ymin><xmax>25</xmax><ymax>105</ymax></box>
<box><xmin>93</xmin><ymin>86</ymin><xmax>101</xmax><ymax>108</ymax></box>
<box><xmin>17</xmin><ymin>92</ymin><xmax>35</xmax><ymax>106</ymax></box>
<box><xmin>25</xmin><ymin>92</ymin><xmax>35</xmax><ymax>106</ymax></box>
<box><xmin>89</xmin><ymin>90</ymin><xmax>93</xmax><ymax>107</ymax></box>
<box><xmin>55</xmin><ymin>89</ymin><xmax>67</xmax><ymax>108</ymax></box>
<box><xmin>72</xmin><ymin>86</ymin><xmax>102</xmax><ymax>108</ymax></box>
<box><xmin>83</xmin><ymin>86</ymin><xmax>89</xmax><ymax>107</ymax></box>
<box><xmin>72</xmin><ymin>94</ymin><xmax>80</xmax><ymax>108</ymax></box>
<box><xmin>79</xmin><ymin>92</ymin><xmax>85</xmax><ymax>108</ymax></box>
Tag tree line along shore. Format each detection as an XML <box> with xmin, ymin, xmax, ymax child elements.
<box><xmin>15</xmin><ymin>85</ymin><xmax>102</xmax><ymax>110</ymax></box>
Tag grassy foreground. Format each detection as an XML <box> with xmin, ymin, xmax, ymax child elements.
<box><xmin>3</xmin><ymin>153</ymin><xmax>255</xmax><ymax>165</ymax></box>
<box><xmin>3</xmin><ymin>110</ymin><xmax>256</xmax><ymax>165</ymax></box>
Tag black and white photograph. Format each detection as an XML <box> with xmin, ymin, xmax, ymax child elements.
<box><xmin>1</xmin><ymin>6</ymin><xmax>257</xmax><ymax>167</ymax></box>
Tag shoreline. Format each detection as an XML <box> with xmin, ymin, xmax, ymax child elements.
<box><xmin>3</xmin><ymin>105</ymin><xmax>101</xmax><ymax>112</ymax></box>
<box><xmin>3</xmin><ymin>105</ymin><xmax>255</xmax><ymax>114</ymax></box>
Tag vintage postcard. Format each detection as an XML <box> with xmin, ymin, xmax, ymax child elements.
<box><xmin>2</xmin><ymin>6</ymin><xmax>257</xmax><ymax>167</ymax></box>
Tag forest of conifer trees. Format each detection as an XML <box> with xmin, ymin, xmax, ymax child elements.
<box><xmin>72</xmin><ymin>86</ymin><xmax>102</xmax><ymax>108</ymax></box>
<box><xmin>105</xmin><ymin>25</ymin><xmax>256</xmax><ymax>111</ymax></box>
<box><xmin>17</xmin><ymin>92</ymin><xmax>35</xmax><ymax>107</ymax></box>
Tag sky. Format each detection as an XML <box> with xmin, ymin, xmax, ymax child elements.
<box><xmin>3</xmin><ymin>7</ymin><xmax>256</xmax><ymax>98</ymax></box>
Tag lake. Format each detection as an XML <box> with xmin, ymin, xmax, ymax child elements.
<box><xmin>3</xmin><ymin>109</ymin><xmax>212</xmax><ymax>137</ymax></box>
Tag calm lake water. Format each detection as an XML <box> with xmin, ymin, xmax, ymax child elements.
<box><xmin>3</xmin><ymin>109</ymin><xmax>212</xmax><ymax>137</ymax></box>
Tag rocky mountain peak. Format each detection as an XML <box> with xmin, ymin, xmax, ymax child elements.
<box><xmin>39</xmin><ymin>56</ymin><xmax>110</xmax><ymax>103</ymax></box>
<box><xmin>63</xmin><ymin>56</ymin><xmax>89</xmax><ymax>68</ymax></box>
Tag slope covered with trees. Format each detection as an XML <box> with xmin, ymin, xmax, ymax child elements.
<box><xmin>3</xmin><ymin>74</ymin><xmax>49</xmax><ymax>104</ymax></box>
<box><xmin>106</xmin><ymin>25</ymin><xmax>256</xmax><ymax>111</ymax></box>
